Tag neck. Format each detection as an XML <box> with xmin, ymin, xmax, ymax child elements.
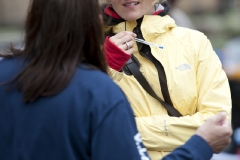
<box><xmin>146</xmin><ymin>7</ymin><xmax>156</xmax><ymax>15</ymax></box>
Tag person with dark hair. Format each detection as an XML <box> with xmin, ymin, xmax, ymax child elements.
<box><xmin>101</xmin><ymin>0</ymin><xmax>232</xmax><ymax>159</ymax></box>
<box><xmin>0</xmin><ymin>0</ymin><xmax>149</xmax><ymax>159</ymax></box>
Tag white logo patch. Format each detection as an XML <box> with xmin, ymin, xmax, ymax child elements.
<box><xmin>175</xmin><ymin>63</ymin><xmax>191</xmax><ymax>71</ymax></box>
<box><xmin>134</xmin><ymin>133</ymin><xmax>150</xmax><ymax>160</ymax></box>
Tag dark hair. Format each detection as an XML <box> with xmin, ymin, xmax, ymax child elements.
<box><xmin>0</xmin><ymin>0</ymin><xmax>107</xmax><ymax>102</ymax></box>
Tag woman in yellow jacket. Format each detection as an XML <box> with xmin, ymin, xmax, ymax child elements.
<box><xmin>101</xmin><ymin>0</ymin><xmax>232</xmax><ymax>159</ymax></box>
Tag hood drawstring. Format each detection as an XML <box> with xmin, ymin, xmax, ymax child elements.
<box><xmin>125</xmin><ymin>21</ymin><xmax>126</xmax><ymax>31</ymax></box>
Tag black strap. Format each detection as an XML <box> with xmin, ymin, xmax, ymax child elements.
<box><xmin>125</xmin><ymin>56</ymin><xmax>182</xmax><ymax>117</ymax></box>
<box><xmin>132</xmin><ymin>18</ymin><xmax>175</xmax><ymax>109</ymax></box>
<box><xmin>145</xmin><ymin>51</ymin><xmax>174</xmax><ymax>107</ymax></box>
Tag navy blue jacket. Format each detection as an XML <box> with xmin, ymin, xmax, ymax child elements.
<box><xmin>163</xmin><ymin>135</ymin><xmax>213</xmax><ymax>160</ymax></box>
<box><xmin>0</xmin><ymin>58</ymin><xmax>213</xmax><ymax>160</ymax></box>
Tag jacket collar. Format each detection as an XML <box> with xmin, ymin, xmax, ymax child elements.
<box><xmin>140</xmin><ymin>15</ymin><xmax>176</xmax><ymax>35</ymax></box>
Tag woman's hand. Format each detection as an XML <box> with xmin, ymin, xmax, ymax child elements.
<box><xmin>109</xmin><ymin>31</ymin><xmax>136</xmax><ymax>55</ymax></box>
<box><xmin>104</xmin><ymin>31</ymin><xmax>136</xmax><ymax>71</ymax></box>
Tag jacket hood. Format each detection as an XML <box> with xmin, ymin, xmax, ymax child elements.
<box><xmin>141</xmin><ymin>15</ymin><xmax>176</xmax><ymax>35</ymax></box>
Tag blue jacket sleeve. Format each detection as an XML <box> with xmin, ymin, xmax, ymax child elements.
<box><xmin>91</xmin><ymin>89</ymin><xmax>150</xmax><ymax>160</ymax></box>
<box><xmin>162</xmin><ymin>135</ymin><xmax>213</xmax><ymax>160</ymax></box>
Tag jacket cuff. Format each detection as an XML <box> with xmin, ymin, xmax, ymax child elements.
<box><xmin>185</xmin><ymin>135</ymin><xmax>213</xmax><ymax>159</ymax></box>
<box><xmin>104</xmin><ymin>36</ymin><xmax>131</xmax><ymax>71</ymax></box>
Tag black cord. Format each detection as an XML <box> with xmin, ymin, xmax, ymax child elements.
<box><xmin>125</xmin><ymin>21</ymin><xmax>126</xmax><ymax>31</ymax></box>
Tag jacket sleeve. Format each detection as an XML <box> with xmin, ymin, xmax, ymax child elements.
<box><xmin>104</xmin><ymin>37</ymin><xmax>131</xmax><ymax>71</ymax></box>
<box><xmin>162</xmin><ymin>135</ymin><xmax>213</xmax><ymax>160</ymax></box>
<box><xmin>134</xmin><ymin>34</ymin><xmax>231</xmax><ymax>151</ymax></box>
<box><xmin>107</xmin><ymin>67</ymin><xmax>124</xmax><ymax>82</ymax></box>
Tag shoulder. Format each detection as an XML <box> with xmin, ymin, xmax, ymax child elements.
<box><xmin>0</xmin><ymin>57</ymin><xmax>23</xmax><ymax>67</ymax></box>
<box><xmin>0</xmin><ymin>57</ymin><xmax>17</xmax><ymax>65</ymax></box>
<box><xmin>143</xmin><ymin>15</ymin><xmax>208</xmax><ymax>45</ymax></box>
<box><xmin>169</xmin><ymin>26</ymin><xmax>207</xmax><ymax>43</ymax></box>
<box><xmin>167</xmin><ymin>26</ymin><xmax>210</xmax><ymax>52</ymax></box>
<box><xmin>0</xmin><ymin>57</ymin><xmax>23</xmax><ymax>79</ymax></box>
<box><xmin>73</xmin><ymin>65</ymin><xmax>126</xmax><ymax>101</ymax></box>
<box><xmin>75</xmin><ymin>65</ymin><xmax>118</xmax><ymax>90</ymax></box>
<box><xmin>169</xmin><ymin>26</ymin><xmax>206</xmax><ymax>43</ymax></box>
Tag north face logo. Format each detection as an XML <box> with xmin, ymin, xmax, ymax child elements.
<box><xmin>175</xmin><ymin>64</ymin><xmax>191</xmax><ymax>71</ymax></box>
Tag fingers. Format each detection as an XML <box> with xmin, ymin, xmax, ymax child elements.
<box><xmin>113</xmin><ymin>31</ymin><xmax>136</xmax><ymax>39</ymax></box>
<box><xmin>214</xmin><ymin>142</ymin><xmax>231</xmax><ymax>153</ymax></box>
<box><xmin>109</xmin><ymin>31</ymin><xmax>136</xmax><ymax>55</ymax></box>
<box><xmin>221</xmin><ymin>119</ymin><xmax>233</xmax><ymax>136</ymax></box>
<box><xmin>211</xmin><ymin>119</ymin><xmax>233</xmax><ymax>153</ymax></box>
<box><xmin>212</xmin><ymin>112</ymin><xmax>226</xmax><ymax>125</ymax></box>
<box><xmin>110</xmin><ymin>33</ymin><xmax>135</xmax><ymax>47</ymax></box>
<box><xmin>214</xmin><ymin>137</ymin><xmax>232</xmax><ymax>153</ymax></box>
<box><xmin>120</xmin><ymin>38</ymin><xmax>135</xmax><ymax>54</ymax></box>
<box><xmin>196</xmin><ymin>113</ymin><xmax>233</xmax><ymax>154</ymax></box>
<box><xmin>123</xmin><ymin>41</ymin><xmax>134</xmax><ymax>50</ymax></box>
<box><xmin>125</xmin><ymin>46</ymin><xmax>134</xmax><ymax>55</ymax></box>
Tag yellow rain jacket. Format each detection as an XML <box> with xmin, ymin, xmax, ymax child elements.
<box><xmin>106</xmin><ymin>15</ymin><xmax>231</xmax><ymax>160</ymax></box>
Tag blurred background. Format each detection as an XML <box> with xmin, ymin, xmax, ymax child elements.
<box><xmin>0</xmin><ymin>0</ymin><xmax>240</xmax><ymax>159</ymax></box>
